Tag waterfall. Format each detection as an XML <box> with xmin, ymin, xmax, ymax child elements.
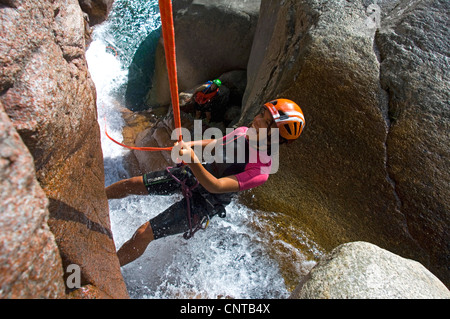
<box><xmin>86</xmin><ymin>0</ymin><xmax>320</xmax><ymax>299</ymax></box>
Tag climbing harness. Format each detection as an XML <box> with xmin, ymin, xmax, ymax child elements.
<box><xmin>165</xmin><ymin>164</ymin><xmax>211</xmax><ymax>239</ymax></box>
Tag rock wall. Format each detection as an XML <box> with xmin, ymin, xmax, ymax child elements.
<box><xmin>145</xmin><ymin>0</ymin><xmax>261</xmax><ymax>108</ymax></box>
<box><xmin>290</xmin><ymin>242</ymin><xmax>450</xmax><ymax>299</ymax></box>
<box><xmin>0</xmin><ymin>102</ymin><xmax>65</xmax><ymax>298</ymax></box>
<box><xmin>238</xmin><ymin>0</ymin><xmax>449</xmax><ymax>287</ymax></box>
<box><xmin>78</xmin><ymin>0</ymin><xmax>114</xmax><ymax>26</ymax></box>
<box><xmin>376</xmin><ymin>0</ymin><xmax>450</xmax><ymax>287</ymax></box>
<box><xmin>0</xmin><ymin>0</ymin><xmax>128</xmax><ymax>298</ymax></box>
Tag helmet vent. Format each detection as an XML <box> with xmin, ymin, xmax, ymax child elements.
<box><xmin>284</xmin><ymin>123</ymin><xmax>292</xmax><ymax>135</ymax></box>
<box><xmin>278</xmin><ymin>110</ymin><xmax>289</xmax><ymax>121</ymax></box>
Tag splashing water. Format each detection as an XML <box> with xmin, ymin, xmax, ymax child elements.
<box><xmin>86</xmin><ymin>0</ymin><xmax>322</xmax><ymax>299</ymax></box>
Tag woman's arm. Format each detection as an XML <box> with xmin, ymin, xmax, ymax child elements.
<box><xmin>188</xmin><ymin>162</ymin><xmax>240</xmax><ymax>194</ymax></box>
<box><xmin>186</xmin><ymin>139</ymin><xmax>217</xmax><ymax>149</ymax></box>
<box><xmin>176</xmin><ymin>141</ymin><xmax>240</xmax><ymax>194</ymax></box>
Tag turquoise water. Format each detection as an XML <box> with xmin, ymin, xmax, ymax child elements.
<box><xmin>86</xmin><ymin>0</ymin><xmax>320</xmax><ymax>299</ymax></box>
<box><xmin>99</xmin><ymin>0</ymin><xmax>161</xmax><ymax>68</ymax></box>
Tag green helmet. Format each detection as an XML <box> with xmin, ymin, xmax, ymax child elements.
<box><xmin>212</xmin><ymin>79</ymin><xmax>222</xmax><ymax>87</ymax></box>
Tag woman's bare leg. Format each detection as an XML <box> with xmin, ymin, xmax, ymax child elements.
<box><xmin>117</xmin><ymin>221</ymin><xmax>155</xmax><ymax>266</ymax></box>
<box><xmin>105</xmin><ymin>176</ymin><xmax>148</xmax><ymax>199</ymax></box>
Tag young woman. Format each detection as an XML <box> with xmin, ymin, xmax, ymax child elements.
<box><xmin>106</xmin><ymin>99</ymin><xmax>305</xmax><ymax>266</ymax></box>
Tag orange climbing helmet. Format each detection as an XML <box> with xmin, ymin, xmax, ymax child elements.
<box><xmin>264</xmin><ymin>99</ymin><xmax>305</xmax><ymax>141</ymax></box>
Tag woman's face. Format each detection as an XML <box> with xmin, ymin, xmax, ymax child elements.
<box><xmin>249</xmin><ymin>107</ymin><xmax>278</xmax><ymax>144</ymax></box>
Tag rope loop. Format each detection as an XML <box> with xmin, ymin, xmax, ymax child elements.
<box><xmin>165</xmin><ymin>164</ymin><xmax>206</xmax><ymax>239</ymax></box>
<box><xmin>105</xmin><ymin>0</ymin><xmax>182</xmax><ymax>151</ymax></box>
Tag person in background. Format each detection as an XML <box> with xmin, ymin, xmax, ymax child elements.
<box><xmin>191</xmin><ymin>79</ymin><xmax>222</xmax><ymax>123</ymax></box>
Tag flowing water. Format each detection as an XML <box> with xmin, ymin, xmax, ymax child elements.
<box><xmin>86</xmin><ymin>0</ymin><xmax>323</xmax><ymax>299</ymax></box>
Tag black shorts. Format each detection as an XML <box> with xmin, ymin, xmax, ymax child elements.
<box><xmin>149</xmin><ymin>192</ymin><xmax>214</xmax><ymax>239</ymax></box>
<box><xmin>143</xmin><ymin>166</ymin><xmax>196</xmax><ymax>195</ymax></box>
<box><xmin>143</xmin><ymin>166</ymin><xmax>226</xmax><ymax>239</ymax></box>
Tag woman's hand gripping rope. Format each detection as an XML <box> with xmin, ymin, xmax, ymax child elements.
<box><xmin>172</xmin><ymin>140</ymin><xmax>201</xmax><ymax>164</ymax></box>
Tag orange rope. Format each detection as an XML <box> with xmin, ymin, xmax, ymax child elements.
<box><xmin>106</xmin><ymin>46</ymin><xmax>118</xmax><ymax>57</ymax></box>
<box><xmin>104</xmin><ymin>0</ymin><xmax>182</xmax><ymax>151</ymax></box>
<box><xmin>105</xmin><ymin>126</ymin><xmax>173</xmax><ymax>151</ymax></box>
<box><xmin>159</xmin><ymin>0</ymin><xmax>182</xmax><ymax>142</ymax></box>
